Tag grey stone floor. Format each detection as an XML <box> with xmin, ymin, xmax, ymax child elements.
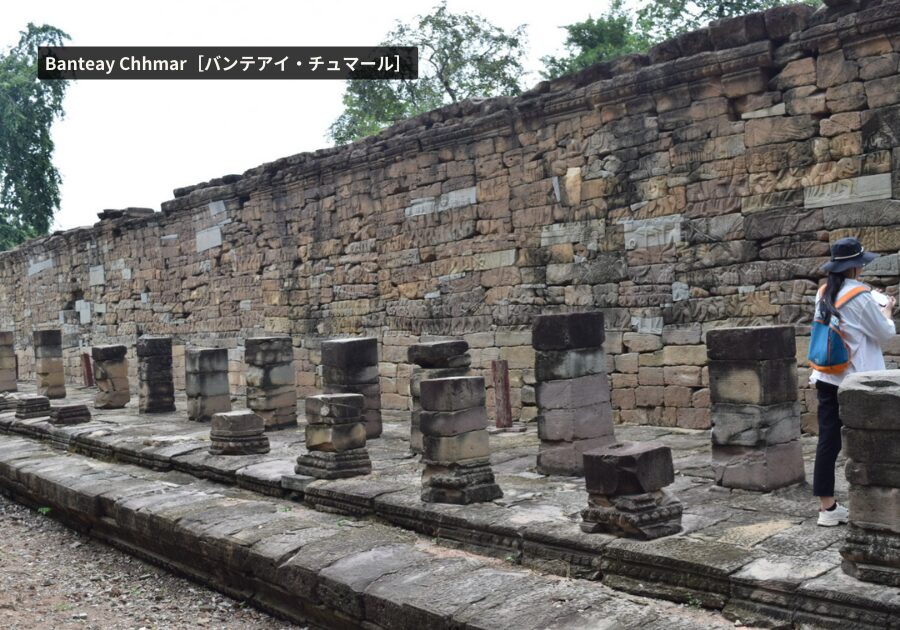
<box><xmin>2</xmin><ymin>383</ymin><xmax>898</xmax><ymax>628</ymax></box>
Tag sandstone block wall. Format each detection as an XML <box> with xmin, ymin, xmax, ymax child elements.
<box><xmin>1</xmin><ymin>2</ymin><xmax>899</xmax><ymax>430</ymax></box>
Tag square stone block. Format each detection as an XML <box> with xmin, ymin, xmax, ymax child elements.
<box><xmin>0</xmin><ymin>331</ymin><xmax>13</xmax><ymax>346</ymax></box>
<box><xmin>408</xmin><ymin>340</ymin><xmax>470</xmax><ymax>368</ymax></box>
<box><xmin>532</xmin><ymin>311</ymin><xmax>605</xmax><ymax>351</ymax></box>
<box><xmin>419</xmin><ymin>406</ymin><xmax>488</xmax><ymax>437</ymax></box>
<box><xmin>583</xmin><ymin>441</ymin><xmax>675</xmax><ymax>495</ymax></box>
<box><xmin>306</xmin><ymin>422</ymin><xmax>367</xmax><ymax>452</ymax></box>
<box><xmin>706</xmin><ymin>326</ymin><xmax>796</xmax><ymax>361</ymax></box>
<box><xmin>0</xmin><ymin>356</ymin><xmax>16</xmax><ymax>370</ymax></box>
<box><xmin>244</xmin><ymin>336</ymin><xmax>293</xmax><ymax>365</ymax></box>
<box><xmin>95</xmin><ymin>389</ymin><xmax>130</xmax><ymax>409</ymax></box>
<box><xmin>420</xmin><ymin>376</ymin><xmax>485</xmax><ymax>412</ymax></box>
<box><xmin>186</xmin><ymin>371</ymin><xmax>230</xmax><ymax>397</ymax></box>
<box><xmin>322</xmin><ymin>364</ymin><xmax>379</xmax><ymax>385</ymax></box>
<box><xmin>410</xmin><ymin>366</ymin><xmax>470</xmax><ymax>396</ymax></box>
<box><xmin>91</xmin><ymin>344</ymin><xmax>127</xmax><ymax>362</ymax></box>
<box><xmin>422</xmin><ymin>429</ymin><xmax>490</xmax><ymax>465</ymax></box>
<box><xmin>321</xmin><ymin>337</ymin><xmax>378</xmax><ymax>368</ymax></box>
<box><xmin>537</xmin><ymin>435</ymin><xmax>616</xmax><ymax>476</ymax></box>
<box><xmin>538</xmin><ymin>403</ymin><xmax>614</xmax><ymax>442</ymax></box>
<box><xmin>211</xmin><ymin>409</ymin><xmax>265</xmax><ymax>436</ymax></box>
<box><xmin>535</xmin><ymin>348</ymin><xmax>607</xmax><ymax>382</ymax></box>
<box><xmin>846</xmin><ymin>460</ymin><xmax>900</xmax><ymax>487</ymax></box>
<box><xmin>536</xmin><ymin>373</ymin><xmax>610</xmax><ymax>410</ymax></box>
<box><xmin>849</xmin><ymin>485</ymin><xmax>900</xmax><ymax>535</ymax></box>
<box><xmin>839</xmin><ymin>370</ymin><xmax>900</xmax><ymax>431</ymax></box>
<box><xmin>713</xmin><ymin>440</ymin><xmax>805</xmax><ymax>491</ymax></box>
<box><xmin>844</xmin><ymin>427</ymin><xmax>900</xmax><ymax>464</ymax></box>
<box><xmin>709</xmin><ymin>358</ymin><xmax>797</xmax><ymax>405</ymax></box>
<box><xmin>186</xmin><ymin>394</ymin><xmax>231</xmax><ymax>422</ymax></box>
<box><xmin>247</xmin><ymin>386</ymin><xmax>297</xmax><ymax>410</ymax></box>
<box><xmin>305</xmin><ymin>393</ymin><xmax>364</xmax><ymax>423</ymax></box>
<box><xmin>711</xmin><ymin>402</ymin><xmax>801</xmax><ymax>446</ymax></box>
<box><xmin>185</xmin><ymin>347</ymin><xmax>229</xmax><ymax>374</ymax></box>
<box><xmin>136</xmin><ymin>336</ymin><xmax>172</xmax><ymax>357</ymax></box>
<box><xmin>33</xmin><ymin>330</ymin><xmax>62</xmax><ymax>352</ymax></box>
<box><xmin>245</xmin><ymin>363</ymin><xmax>295</xmax><ymax>388</ymax></box>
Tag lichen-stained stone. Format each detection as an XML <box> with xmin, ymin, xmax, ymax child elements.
<box><xmin>321</xmin><ymin>337</ymin><xmax>378</xmax><ymax>368</ymax></box>
<box><xmin>407</xmin><ymin>340</ymin><xmax>470</xmax><ymax>368</ymax></box>
<box><xmin>712</xmin><ymin>441</ymin><xmax>805</xmax><ymax>491</ymax></box>
<box><xmin>244</xmin><ymin>337</ymin><xmax>296</xmax><ymax>431</ymax></box>
<box><xmin>838</xmin><ymin>370</ymin><xmax>900</xmax><ymax>431</ymax></box>
<box><xmin>297</xmin><ymin>393</ymin><xmax>372</xmax><ymax>479</ymax></box>
<box><xmin>584</xmin><ymin>441</ymin><xmax>676</xmax><ymax>496</ymax></box>
<box><xmin>711</xmin><ymin>402</ymin><xmax>801</xmax><ymax>446</ymax></box>
<box><xmin>185</xmin><ymin>348</ymin><xmax>230</xmax><ymax>422</ymax></box>
<box><xmin>0</xmin><ymin>331</ymin><xmax>16</xmax><ymax>393</ymax></box>
<box><xmin>209</xmin><ymin>409</ymin><xmax>269</xmax><ymax>455</ymax></box>
<box><xmin>532</xmin><ymin>312</ymin><xmax>606</xmax><ymax>351</ymax></box>
<box><xmin>321</xmin><ymin>337</ymin><xmax>381</xmax><ymax>438</ymax></box>
<box><xmin>33</xmin><ymin>330</ymin><xmax>65</xmax><ymax>399</ymax></box>
<box><xmin>708</xmin><ymin>358</ymin><xmax>798</xmax><ymax>406</ymax></box>
<box><xmin>706</xmin><ymin>326</ymin><xmax>796</xmax><ymax>361</ymax></box>
<box><xmin>136</xmin><ymin>336</ymin><xmax>174</xmax><ymax>413</ymax></box>
<box><xmin>419</xmin><ymin>376</ymin><xmax>485</xmax><ymax>412</ymax></box>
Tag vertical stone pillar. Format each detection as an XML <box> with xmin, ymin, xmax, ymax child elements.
<box><xmin>33</xmin><ymin>330</ymin><xmax>65</xmax><ymax>399</ymax></box>
<box><xmin>0</xmin><ymin>331</ymin><xmax>16</xmax><ymax>392</ymax></box>
<box><xmin>245</xmin><ymin>336</ymin><xmax>297</xmax><ymax>430</ymax></box>
<box><xmin>407</xmin><ymin>340</ymin><xmax>471</xmax><ymax>454</ymax></box>
<box><xmin>707</xmin><ymin>326</ymin><xmax>804</xmax><ymax>490</ymax></box>
<box><xmin>322</xmin><ymin>337</ymin><xmax>382</xmax><ymax>438</ymax></box>
<box><xmin>839</xmin><ymin>371</ymin><xmax>900</xmax><ymax>586</ymax></box>
<box><xmin>419</xmin><ymin>376</ymin><xmax>502</xmax><ymax>504</ymax></box>
<box><xmin>209</xmin><ymin>410</ymin><xmax>270</xmax><ymax>455</ymax></box>
<box><xmin>136</xmin><ymin>336</ymin><xmax>175</xmax><ymax>413</ymax></box>
<box><xmin>295</xmin><ymin>393</ymin><xmax>372</xmax><ymax>479</ymax></box>
<box><xmin>185</xmin><ymin>348</ymin><xmax>231</xmax><ymax>422</ymax></box>
<box><xmin>92</xmin><ymin>345</ymin><xmax>130</xmax><ymax>409</ymax></box>
<box><xmin>581</xmin><ymin>441</ymin><xmax>683</xmax><ymax>539</ymax></box>
<box><xmin>532</xmin><ymin>312</ymin><xmax>615</xmax><ymax>476</ymax></box>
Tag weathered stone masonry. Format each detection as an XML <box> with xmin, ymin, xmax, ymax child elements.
<box><xmin>1</xmin><ymin>2</ymin><xmax>899</xmax><ymax>431</ymax></box>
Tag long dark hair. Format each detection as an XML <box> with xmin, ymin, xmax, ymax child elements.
<box><xmin>820</xmin><ymin>272</ymin><xmax>846</xmax><ymax>321</ymax></box>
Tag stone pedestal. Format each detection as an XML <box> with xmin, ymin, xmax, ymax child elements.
<box><xmin>707</xmin><ymin>326</ymin><xmax>804</xmax><ymax>491</ymax></box>
<box><xmin>209</xmin><ymin>410</ymin><xmax>270</xmax><ymax>455</ymax></box>
<box><xmin>137</xmin><ymin>337</ymin><xmax>175</xmax><ymax>413</ymax></box>
<box><xmin>245</xmin><ymin>337</ymin><xmax>297</xmax><ymax>430</ymax></box>
<box><xmin>92</xmin><ymin>344</ymin><xmax>130</xmax><ymax>409</ymax></box>
<box><xmin>532</xmin><ymin>312</ymin><xmax>615</xmax><ymax>476</ymax></box>
<box><xmin>419</xmin><ymin>376</ymin><xmax>502</xmax><ymax>504</ymax></box>
<box><xmin>49</xmin><ymin>404</ymin><xmax>91</xmax><ymax>425</ymax></box>
<box><xmin>16</xmin><ymin>395</ymin><xmax>50</xmax><ymax>419</ymax></box>
<box><xmin>408</xmin><ymin>340</ymin><xmax>471</xmax><ymax>454</ymax></box>
<box><xmin>839</xmin><ymin>371</ymin><xmax>900</xmax><ymax>586</ymax></box>
<box><xmin>0</xmin><ymin>331</ymin><xmax>16</xmax><ymax>392</ymax></box>
<box><xmin>322</xmin><ymin>337</ymin><xmax>382</xmax><ymax>439</ymax></box>
<box><xmin>186</xmin><ymin>348</ymin><xmax>231</xmax><ymax>422</ymax></box>
<box><xmin>295</xmin><ymin>393</ymin><xmax>371</xmax><ymax>479</ymax></box>
<box><xmin>33</xmin><ymin>330</ymin><xmax>65</xmax><ymax>399</ymax></box>
<box><xmin>581</xmin><ymin>441</ymin><xmax>683</xmax><ymax>539</ymax></box>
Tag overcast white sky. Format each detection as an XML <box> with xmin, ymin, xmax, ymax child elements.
<box><xmin>2</xmin><ymin>0</ymin><xmax>620</xmax><ymax>231</ymax></box>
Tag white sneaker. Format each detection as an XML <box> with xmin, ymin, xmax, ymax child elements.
<box><xmin>817</xmin><ymin>502</ymin><xmax>849</xmax><ymax>527</ymax></box>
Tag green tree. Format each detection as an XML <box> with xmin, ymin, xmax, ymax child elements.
<box><xmin>541</xmin><ymin>0</ymin><xmax>651</xmax><ymax>80</ymax></box>
<box><xmin>328</xmin><ymin>1</ymin><xmax>526</xmax><ymax>145</ymax></box>
<box><xmin>0</xmin><ymin>23</ymin><xmax>70</xmax><ymax>251</ymax></box>
<box><xmin>636</xmin><ymin>0</ymin><xmax>790</xmax><ymax>42</ymax></box>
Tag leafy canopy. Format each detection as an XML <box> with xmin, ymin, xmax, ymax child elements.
<box><xmin>0</xmin><ymin>23</ymin><xmax>70</xmax><ymax>251</ymax></box>
<box><xmin>328</xmin><ymin>1</ymin><xmax>526</xmax><ymax>145</ymax></box>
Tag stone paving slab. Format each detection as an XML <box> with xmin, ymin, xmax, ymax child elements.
<box><xmin>0</xmin><ymin>433</ymin><xmax>739</xmax><ymax>630</ymax></box>
<box><xmin>0</xmin><ymin>384</ymin><xmax>896</xmax><ymax>628</ymax></box>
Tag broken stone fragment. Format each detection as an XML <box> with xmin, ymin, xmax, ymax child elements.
<box><xmin>583</xmin><ymin>441</ymin><xmax>675</xmax><ymax>496</ymax></box>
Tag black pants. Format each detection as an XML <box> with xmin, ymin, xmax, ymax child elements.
<box><xmin>813</xmin><ymin>380</ymin><xmax>842</xmax><ymax>497</ymax></box>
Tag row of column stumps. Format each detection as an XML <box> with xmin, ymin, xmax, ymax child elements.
<box><xmin>707</xmin><ymin>326</ymin><xmax>805</xmax><ymax>491</ymax></box>
<box><xmin>0</xmin><ymin>331</ymin><xmax>15</xmax><ymax>393</ymax></box>
<box><xmin>839</xmin><ymin>370</ymin><xmax>900</xmax><ymax>587</ymax></box>
<box><xmin>407</xmin><ymin>339</ymin><xmax>472</xmax><ymax>454</ymax></box>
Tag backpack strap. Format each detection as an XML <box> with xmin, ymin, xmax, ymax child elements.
<box><xmin>835</xmin><ymin>285</ymin><xmax>870</xmax><ymax>308</ymax></box>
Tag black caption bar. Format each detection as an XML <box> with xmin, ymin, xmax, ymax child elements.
<box><xmin>39</xmin><ymin>46</ymin><xmax>418</xmax><ymax>80</ymax></box>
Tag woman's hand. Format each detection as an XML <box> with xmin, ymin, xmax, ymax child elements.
<box><xmin>882</xmin><ymin>295</ymin><xmax>897</xmax><ymax>320</ymax></box>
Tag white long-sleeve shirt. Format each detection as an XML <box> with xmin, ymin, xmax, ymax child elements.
<box><xmin>810</xmin><ymin>278</ymin><xmax>897</xmax><ymax>387</ymax></box>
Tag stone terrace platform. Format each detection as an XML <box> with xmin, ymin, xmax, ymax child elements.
<box><xmin>1</xmin><ymin>383</ymin><xmax>899</xmax><ymax>629</ymax></box>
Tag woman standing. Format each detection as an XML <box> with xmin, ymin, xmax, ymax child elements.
<box><xmin>810</xmin><ymin>237</ymin><xmax>896</xmax><ymax>526</ymax></box>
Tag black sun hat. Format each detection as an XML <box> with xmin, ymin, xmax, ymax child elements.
<box><xmin>821</xmin><ymin>237</ymin><xmax>879</xmax><ymax>273</ymax></box>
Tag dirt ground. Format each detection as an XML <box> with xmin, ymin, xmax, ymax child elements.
<box><xmin>0</xmin><ymin>494</ymin><xmax>304</xmax><ymax>630</ymax></box>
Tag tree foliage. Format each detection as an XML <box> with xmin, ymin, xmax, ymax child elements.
<box><xmin>543</xmin><ymin>0</ymin><xmax>821</xmax><ymax>79</ymax></box>
<box><xmin>541</xmin><ymin>0</ymin><xmax>650</xmax><ymax>80</ymax></box>
<box><xmin>0</xmin><ymin>23</ymin><xmax>70</xmax><ymax>251</ymax></box>
<box><xmin>328</xmin><ymin>1</ymin><xmax>526</xmax><ymax>145</ymax></box>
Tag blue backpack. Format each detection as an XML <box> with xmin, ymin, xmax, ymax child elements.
<box><xmin>808</xmin><ymin>284</ymin><xmax>870</xmax><ymax>374</ymax></box>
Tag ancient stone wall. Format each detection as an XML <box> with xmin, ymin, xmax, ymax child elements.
<box><xmin>2</xmin><ymin>1</ymin><xmax>900</xmax><ymax>430</ymax></box>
